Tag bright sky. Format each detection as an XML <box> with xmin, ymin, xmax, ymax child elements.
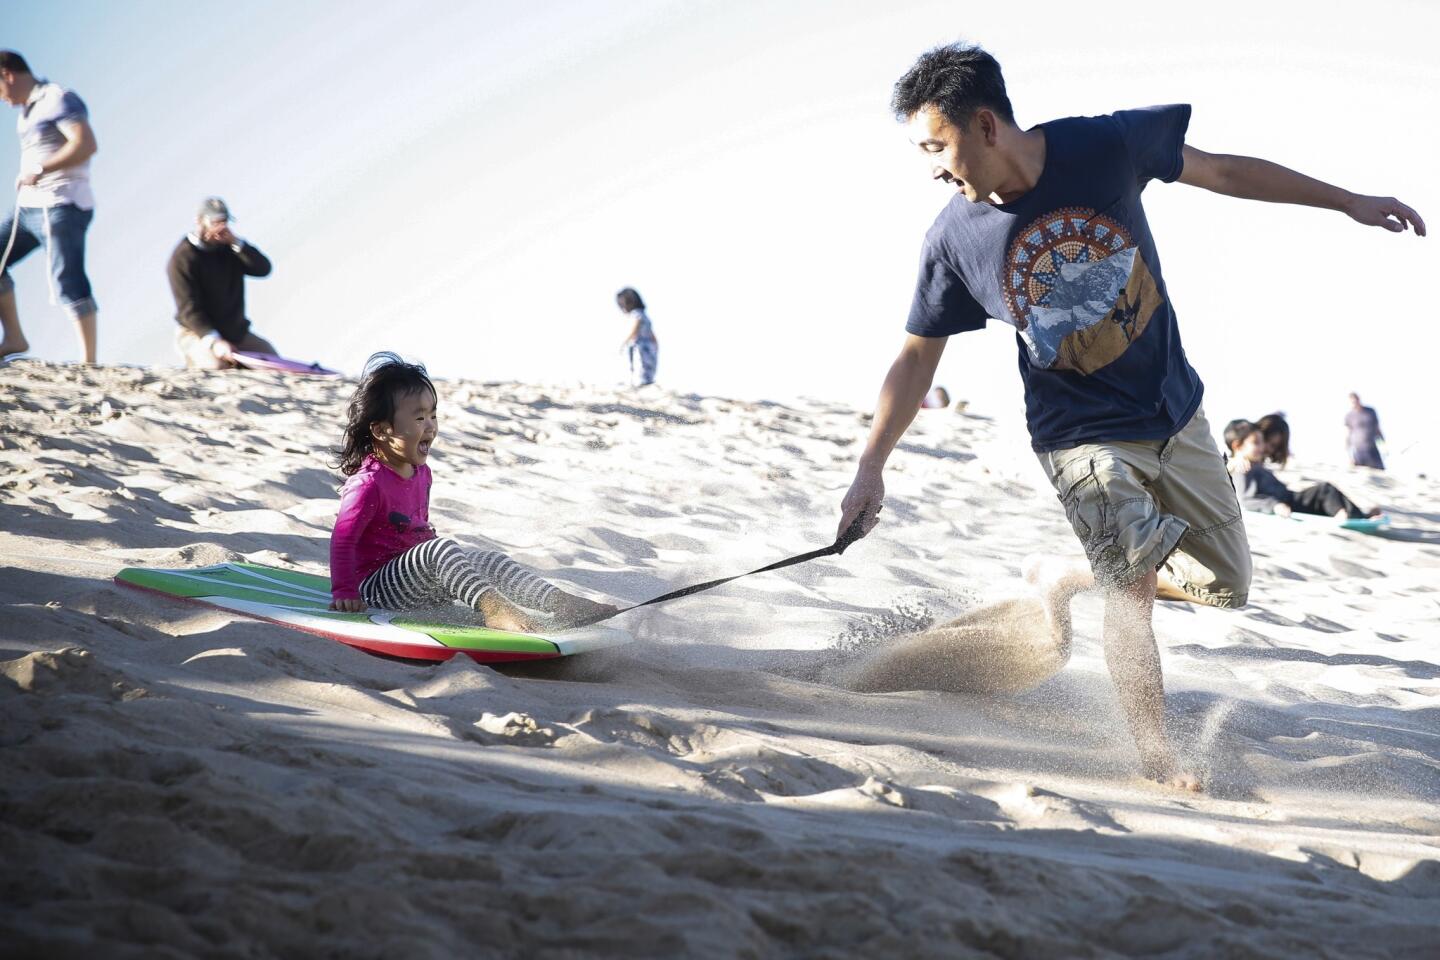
<box><xmin>5</xmin><ymin>0</ymin><xmax>1437</xmax><ymax>471</ymax></box>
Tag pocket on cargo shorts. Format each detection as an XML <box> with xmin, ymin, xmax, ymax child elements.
<box><xmin>1056</xmin><ymin>456</ymin><xmax>1106</xmax><ymax>545</ymax></box>
<box><xmin>1051</xmin><ymin>453</ymin><xmax>1162</xmax><ymax>586</ymax></box>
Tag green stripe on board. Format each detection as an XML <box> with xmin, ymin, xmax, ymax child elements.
<box><xmin>117</xmin><ymin>562</ymin><xmax>562</xmax><ymax>654</ymax></box>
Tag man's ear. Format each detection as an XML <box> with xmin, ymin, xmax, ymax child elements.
<box><xmin>976</xmin><ymin>109</ymin><xmax>1000</xmax><ymax>145</ymax></box>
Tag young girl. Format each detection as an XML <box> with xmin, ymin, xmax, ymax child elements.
<box><xmin>329</xmin><ymin>353</ymin><xmax>617</xmax><ymax>631</ymax></box>
<box><xmin>615</xmin><ymin>287</ymin><xmax>658</xmax><ymax>387</ymax></box>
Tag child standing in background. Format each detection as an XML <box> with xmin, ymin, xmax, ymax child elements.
<box><xmin>616</xmin><ymin>287</ymin><xmax>658</xmax><ymax>387</ymax></box>
<box><xmin>329</xmin><ymin>353</ymin><xmax>617</xmax><ymax>631</ymax></box>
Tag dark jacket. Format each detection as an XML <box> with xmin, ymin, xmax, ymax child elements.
<box><xmin>1238</xmin><ymin>462</ymin><xmax>1294</xmax><ymax>514</ymax></box>
<box><xmin>167</xmin><ymin>237</ymin><xmax>272</xmax><ymax>341</ymax></box>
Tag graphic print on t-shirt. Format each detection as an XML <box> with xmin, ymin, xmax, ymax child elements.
<box><xmin>1003</xmin><ymin>207</ymin><xmax>1161</xmax><ymax>374</ymax></box>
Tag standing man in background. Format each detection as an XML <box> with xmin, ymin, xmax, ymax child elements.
<box><xmin>1344</xmin><ymin>392</ymin><xmax>1385</xmax><ymax>470</ymax></box>
<box><xmin>0</xmin><ymin>51</ymin><xmax>99</xmax><ymax>364</ymax></box>
<box><xmin>168</xmin><ymin>197</ymin><xmax>277</xmax><ymax>369</ymax></box>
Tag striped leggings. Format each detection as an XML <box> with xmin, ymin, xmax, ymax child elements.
<box><xmin>360</xmin><ymin>537</ymin><xmax>559</xmax><ymax>614</ymax></box>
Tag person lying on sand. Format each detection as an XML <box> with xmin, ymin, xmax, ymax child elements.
<box><xmin>837</xmin><ymin>43</ymin><xmax>1423</xmax><ymax>791</ymax></box>
<box><xmin>328</xmin><ymin>352</ymin><xmax>617</xmax><ymax>631</ymax></box>
<box><xmin>1224</xmin><ymin>419</ymin><xmax>1381</xmax><ymax>521</ymax></box>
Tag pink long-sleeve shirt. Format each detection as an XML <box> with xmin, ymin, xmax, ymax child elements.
<box><xmin>330</xmin><ymin>456</ymin><xmax>436</xmax><ymax>601</ymax></box>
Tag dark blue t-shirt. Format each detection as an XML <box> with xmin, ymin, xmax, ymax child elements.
<box><xmin>905</xmin><ymin>105</ymin><xmax>1202</xmax><ymax>452</ymax></box>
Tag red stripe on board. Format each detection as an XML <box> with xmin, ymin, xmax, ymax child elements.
<box><xmin>113</xmin><ymin>578</ymin><xmax>563</xmax><ymax>664</ymax></box>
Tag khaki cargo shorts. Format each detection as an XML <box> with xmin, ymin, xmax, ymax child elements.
<box><xmin>1036</xmin><ymin>406</ymin><xmax>1251</xmax><ymax>608</ymax></box>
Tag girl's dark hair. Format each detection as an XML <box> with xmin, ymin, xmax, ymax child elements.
<box><xmin>616</xmin><ymin>287</ymin><xmax>645</xmax><ymax>312</ymax></box>
<box><xmin>892</xmin><ymin>43</ymin><xmax>1016</xmax><ymax>130</ymax></box>
<box><xmin>1256</xmin><ymin>412</ymin><xmax>1290</xmax><ymax>467</ymax></box>
<box><xmin>334</xmin><ymin>352</ymin><xmax>436</xmax><ymax>476</ymax></box>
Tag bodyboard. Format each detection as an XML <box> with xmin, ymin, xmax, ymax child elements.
<box><xmin>115</xmin><ymin>562</ymin><xmax>631</xmax><ymax>663</ymax></box>
<box><xmin>1258</xmin><ymin>512</ymin><xmax>1393</xmax><ymax>536</ymax></box>
<box><xmin>232</xmin><ymin>351</ymin><xmax>340</xmax><ymax>377</ymax></box>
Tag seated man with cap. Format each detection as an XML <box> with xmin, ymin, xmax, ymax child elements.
<box><xmin>167</xmin><ymin>196</ymin><xmax>277</xmax><ymax>369</ymax></box>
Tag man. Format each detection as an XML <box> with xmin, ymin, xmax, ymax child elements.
<box><xmin>168</xmin><ymin>197</ymin><xmax>277</xmax><ymax>369</ymax></box>
<box><xmin>837</xmin><ymin>44</ymin><xmax>1424</xmax><ymax>789</ymax></box>
<box><xmin>1344</xmin><ymin>392</ymin><xmax>1385</xmax><ymax>470</ymax></box>
<box><xmin>0</xmin><ymin>51</ymin><xmax>99</xmax><ymax>363</ymax></box>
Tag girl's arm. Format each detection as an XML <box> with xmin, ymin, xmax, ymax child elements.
<box><xmin>623</xmin><ymin>315</ymin><xmax>643</xmax><ymax>345</ymax></box>
<box><xmin>330</xmin><ymin>478</ymin><xmax>380</xmax><ymax>606</ymax></box>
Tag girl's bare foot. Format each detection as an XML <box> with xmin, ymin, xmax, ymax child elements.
<box><xmin>0</xmin><ymin>336</ymin><xmax>29</xmax><ymax>358</ymax></box>
<box><xmin>551</xmin><ymin>593</ymin><xmax>619</xmax><ymax>629</ymax></box>
<box><xmin>486</xmin><ymin>611</ymin><xmax>537</xmax><ymax>634</ymax></box>
<box><xmin>478</xmin><ymin>594</ymin><xmax>537</xmax><ymax>634</ymax></box>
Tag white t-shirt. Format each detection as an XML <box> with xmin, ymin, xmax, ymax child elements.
<box><xmin>17</xmin><ymin>81</ymin><xmax>94</xmax><ymax>210</ymax></box>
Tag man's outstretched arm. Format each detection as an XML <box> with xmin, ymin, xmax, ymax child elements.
<box><xmin>1177</xmin><ymin>145</ymin><xmax>1425</xmax><ymax>236</ymax></box>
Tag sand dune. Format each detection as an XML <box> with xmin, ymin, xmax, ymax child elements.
<box><xmin>2</xmin><ymin>359</ymin><xmax>1437</xmax><ymax>957</ymax></box>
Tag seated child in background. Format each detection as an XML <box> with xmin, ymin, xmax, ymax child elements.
<box><xmin>1223</xmin><ymin>419</ymin><xmax>1380</xmax><ymax>521</ymax></box>
<box><xmin>329</xmin><ymin>352</ymin><xmax>617</xmax><ymax>631</ymax></box>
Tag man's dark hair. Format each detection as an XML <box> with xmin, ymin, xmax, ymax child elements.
<box><xmin>616</xmin><ymin>287</ymin><xmax>645</xmax><ymax>312</ymax></box>
<box><xmin>892</xmin><ymin>43</ymin><xmax>1015</xmax><ymax>130</ymax></box>
<box><xmin>0</xmin><ymin>51</ymin><xmax>32</xmax><ymax>75</ymax></box>
<box><xmin>1222</xmin><ymin>418</ymin><xmax>1257</xmax><ymax>451</ymax></box>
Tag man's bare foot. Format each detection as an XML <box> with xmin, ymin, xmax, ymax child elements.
<box><xmin>1023</xmin><ymin>554</ymin><xmax>1093</xmax><ymax>656</ymax></box>
<box><xmin>0</xmin><ymin>336</ymin><xmax>29</xmax><ymax>358</ymax></box>
<box><xmin>1140</xmin><ymin>753</ymin><xmax>1203</xmax><ymax>793</ymax></box>
<box><xmin>1366</xmin><ymin>507</ymin><xmax>1385</xmax><ymax>519</ymax></box>
<box><xmin>1022</xmin><ymin>555</ymin><xmax>1092</xmax><ymax>607</ymax></box>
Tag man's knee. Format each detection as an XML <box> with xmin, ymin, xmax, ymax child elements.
<box><xmin>1214</xmin><ymin>551</ymin><xmax>1252</xmax><ymax>608</ymax></box>
<box><xmin>1168</xmin><ymin>550</ymin><xmax>1251</xmax><ymax>609</ymax></box>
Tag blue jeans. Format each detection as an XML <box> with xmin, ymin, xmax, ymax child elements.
<box><xmin>0</xmin><ymin>204</ymin><xmax>98</xmax><ymax>318</ymax></box>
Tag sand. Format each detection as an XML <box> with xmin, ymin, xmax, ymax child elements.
<box><xmin>1</xmin><ymin>358</ymin><xmax>1437</xmax><ymax>958</ymax></box>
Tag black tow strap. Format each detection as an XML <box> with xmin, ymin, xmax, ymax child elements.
<box><xmin>576</xmin><ymin>513</ymin><xmax>870</xmax><ymax>627</ymax></box>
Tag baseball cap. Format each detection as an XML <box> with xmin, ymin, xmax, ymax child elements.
<box><xmin>198</xmin><ymin>197</ymin><xmax>234</xmax><ymax>223</ymax></box>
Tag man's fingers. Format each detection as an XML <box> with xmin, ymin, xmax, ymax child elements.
<box><xmin>838</xmin><ymin>500</ymin><xmax>873</xmax><ymax>539</ymax></box>
<box><xmin>1364</xmin><ymin>197</ymin><xmax>1426</xmax><ymax>236</ymax></box>
<box><xmin>1399</xmin><ymin>203</ymin><xmax>1427</xmax><ymax>236</ymax></box>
